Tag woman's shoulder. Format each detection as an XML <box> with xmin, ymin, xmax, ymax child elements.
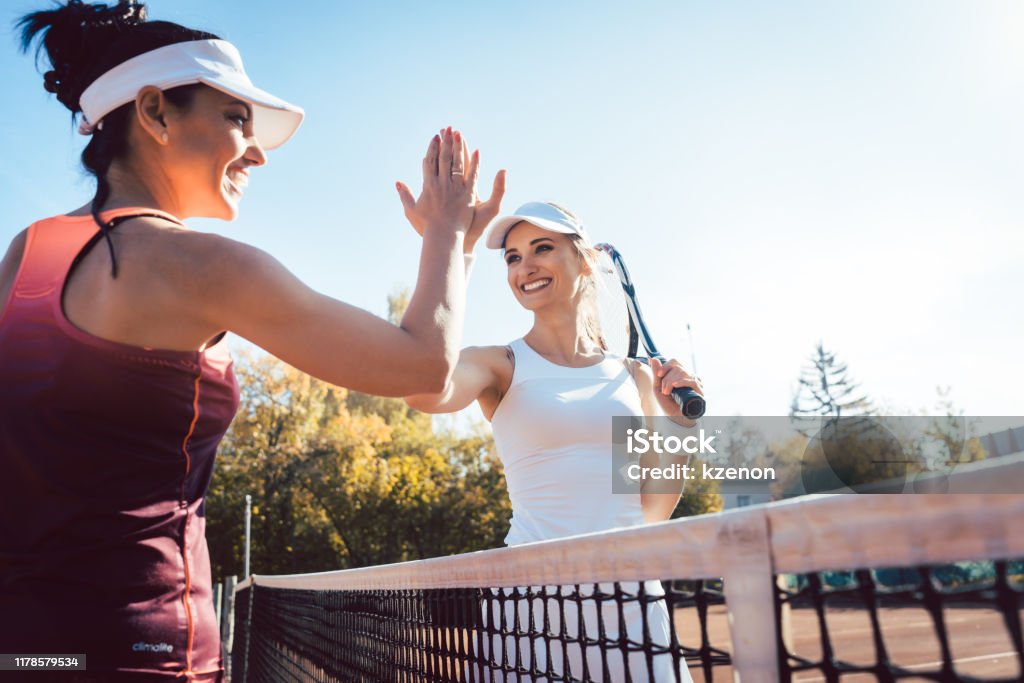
<box><xmin>97</xmin><ymin>220</ymin><xmax>286</xmax><ymax>333</ymax></box>
<box><xmin>623</xmin><ymin>356</ymin><xmax>655</xmax><ymax>390</ymax></box>
<box><xmin>120</xmin><ymin>221</ymin><xmax>280</xmax><ymax>291</ymax></box>
<box><xmin>466</xmin><ymin>345</ymin><xmax>517</xmax><ymax>421</ymax></box>
<box><xmin>123</xmin><ymin>218</ymin><xmax>245</xmax><ymax>257</ymax></box>
<box><xmin>0</xmin><ymin>229</ymin><xmax>29</xmax><ymax>314</ymax></box>
<box><xmin>1</xmin><ymin>228</ymin><xmax>28</xmax><ymax>267</ymax></box>
<box><xmin>462</xmin><ymin>344</ymin><xmax>515</xmax><ymax>371</ymax></box>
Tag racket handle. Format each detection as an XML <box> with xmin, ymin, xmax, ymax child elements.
<box><xmin>671</xmin><ymin>387</ymin><xmax>706</xmax><ymax>419</ymax></box>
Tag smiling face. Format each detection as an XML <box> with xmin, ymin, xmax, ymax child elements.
<box><xmin>503</xmin><ymin>221</ymin><xmax>591</xmax><ymax>311</ymax></box>
<box><xmin>160</xmin><ymin>86</ymin><xmax>267</xmax><ymax>219</ymax></box>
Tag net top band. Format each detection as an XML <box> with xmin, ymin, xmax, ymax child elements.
<box><xmin>237</xmin><ymin>454</ymin><xmax>1024</xmax><ymax>592</ymax></box>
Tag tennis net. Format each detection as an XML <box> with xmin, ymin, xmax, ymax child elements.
<box><xmin>231</xmin><ymin>454</ymin><xmax>1024</xmax><ymax>682</ymax></box>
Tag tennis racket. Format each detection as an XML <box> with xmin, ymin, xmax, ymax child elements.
<box><xmin>594</xmin><ymin>243</ymin><xmax>706</xmax><ymax>419</ymax></box>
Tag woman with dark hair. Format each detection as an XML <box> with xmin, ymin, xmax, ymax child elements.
<box><xmin>0</xmin><ymin>1</ymin><xmax>505</xmax><ymax>680</ymax></box>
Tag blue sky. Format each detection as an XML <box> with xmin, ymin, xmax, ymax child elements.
<box><xmin>2</xmin><ymin>1</ymin><xmax>1021</xmax><ymax>423</ymax></box>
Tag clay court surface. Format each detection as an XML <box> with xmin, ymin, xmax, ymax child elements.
<box><xmin>683</xmin><ymin>602</ymin><xmax>1022</xmax><ymax>681</ymax></box>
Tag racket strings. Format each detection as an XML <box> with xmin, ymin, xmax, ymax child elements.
<box><xmin>592</xmin><ymin>250</ymin><xmax>635</xmax><ymax>359</ymax></box>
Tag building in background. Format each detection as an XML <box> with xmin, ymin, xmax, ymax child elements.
<box><xmin>719</xmin><ymin>480</ymin><xmax>773</xmax><ymax>510</ymax></box>
<box><xmin>979</xmin><ymin>426</ymin><xmax>1024</xmax><ymax>459</ymax></box>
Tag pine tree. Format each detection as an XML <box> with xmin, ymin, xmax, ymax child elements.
<box><xmin>791</xmin><ymin>342</ymin><xmax>872</xmax><ymax>420</ymax></box>
<box><xmin>788</xmin><ymin>343</ymin><xmax>907</xmax><ymax>493</ymax></box>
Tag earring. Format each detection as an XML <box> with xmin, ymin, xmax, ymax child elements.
<box><xmin>161</xmin><ymin>132</ymin><xmax>169</xmax><ymax>143</ymax></box>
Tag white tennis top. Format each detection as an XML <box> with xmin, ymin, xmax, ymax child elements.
<box><xmin>491</xmin><ymin>337</ymin><xmax>646</xmax><ymax>546</ymax></box>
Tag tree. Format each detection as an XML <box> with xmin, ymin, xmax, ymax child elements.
<box><xmin>671</xmin><ymin>461</ymin><xmax>723</xmax><ymax>518</ymax></box>
<box><xmin>895</xmin><ymin>386</ymin><xmax>986</xmax><ymax>493</ymax></box>
<box><xmin>205</xmin><ymin>349</ymin><xmax>511</xmax><ymax>579</ymax></box>
<box><xmin>765</xmin><ymin>434</ymin><xmax>812</xmax><ymax>498</ymax></box>
<box><xmin>791</xmin><ymin>342</ymin><xmax>873</xmax><ymax>421</ymax></box>
<box><xmin>387</xmin><ymin>287</ymin><xmax>412</xmax><ymax>325</ymax></box>
<box><xmin>787</xmin><ymin>343</ymin><xmax>922</xmax><ymax>493</ymax></box>
<box><xmin>206</xmin><ymin>287</ymin><xmax>720</xmax><ymax>578</ymax></box>
<box><xmin>918</xmin><ymin>386</ymin><xmax>986</xmax><ymax>468</ymax></box>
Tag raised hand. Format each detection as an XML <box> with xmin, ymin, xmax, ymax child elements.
<box><xmin>397</xmin><ymin>127</ymin><xmax>506</xmax><ymax>251</ymax></box>
<box><xmin>458</xmin><ymin>133</ymin><xmax>507</xmax><ymax>252</ymax></box>
<box><xmin>395</xmin><ymin>127</ymin><xmax>475</xmax><ymax>238</ymax></box>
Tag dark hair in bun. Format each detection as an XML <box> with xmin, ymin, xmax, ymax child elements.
<box><xmin>18</xmin><ymin>1</ymin><xmax>220</xmax><ymax>277</ymax></box>
<box><xmin>20</xmin><ymin>0</ymin><xmax>148</xmax><ymax>111</ymax></box>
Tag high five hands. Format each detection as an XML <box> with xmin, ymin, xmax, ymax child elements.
<box><xmin>397</xmin><ymin>126</ymin><xmax>507</xmax><ymax>250</ymax></box>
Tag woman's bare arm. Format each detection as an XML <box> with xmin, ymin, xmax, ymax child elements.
<box><xmin>196</xmin><ymin>130</ymin><xmax>476</xmax><ymax>396</ymax></box>
<box><xmin>196</xmin><ymin>229</ymin><xmax>466</xmax><ymax>396</ymax></box>
<box><xmin>632</xmin><ymin>359</ymin><xmax>690</xmax><ymax>522</ymax></box>
<box><xmin>404</xmin><ymin>345</ymin><xmax>506</xmax><ymax>414</ymax></box>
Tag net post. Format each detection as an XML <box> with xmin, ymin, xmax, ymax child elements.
<box><xmin>213</xmin><ymin>582</ymin><xmax>222</xmax><ymax>629</ymax></box>
<box><xmin>719</xmin><ymin>508</ymin><xmax>778</xmax><ymax>682</ymax></box>
<box><xmin>221</xmin><ymin>575</ymin><xmax>236</xmax><ymax>680</ymax></box>
<box><xmin>774</xmin><ymin>573</ymin><xmax>793</xmax><ymax>673</ymax></box>
<box><xmin>233</xmin><ymin>579</ymin><xmax>253</xmax><ymax>683</ymax></box>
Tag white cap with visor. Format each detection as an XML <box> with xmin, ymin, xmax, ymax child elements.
<box><xmin>484</xmin><ymin>201</ymin><xmax>590</xmax><ymax>249</ymax></box>
<box><xmin>78</xmin><ymin>39</ymin><xmax>304</xmax><ymax>150</ymax></box>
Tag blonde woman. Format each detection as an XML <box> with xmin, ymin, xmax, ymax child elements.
<box><xmin>405</xmin><ymin>201</ymin><xmax>702</xmax><ymax>681</ymax></box>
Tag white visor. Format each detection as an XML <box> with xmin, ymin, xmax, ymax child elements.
<box><xmin>78</xmin><ymin>39</ymin><xmax>304</xmax><ymax>150</ymax></box>
<box><xmin>484</xmin><ymin>201</ymin><xmax>590</xmax><ymax>249</ymax></box>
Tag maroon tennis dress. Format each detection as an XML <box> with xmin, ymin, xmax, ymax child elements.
<box><xmin>0</xmin><ymin>208</ymin><xmax>239</xmax><ymax>680</ymax></box>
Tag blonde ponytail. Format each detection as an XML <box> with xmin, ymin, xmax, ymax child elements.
<box><xmin>568</xmin><ymin>236</ymin><xmax>607</xmax><ymax>351</ymax></box>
